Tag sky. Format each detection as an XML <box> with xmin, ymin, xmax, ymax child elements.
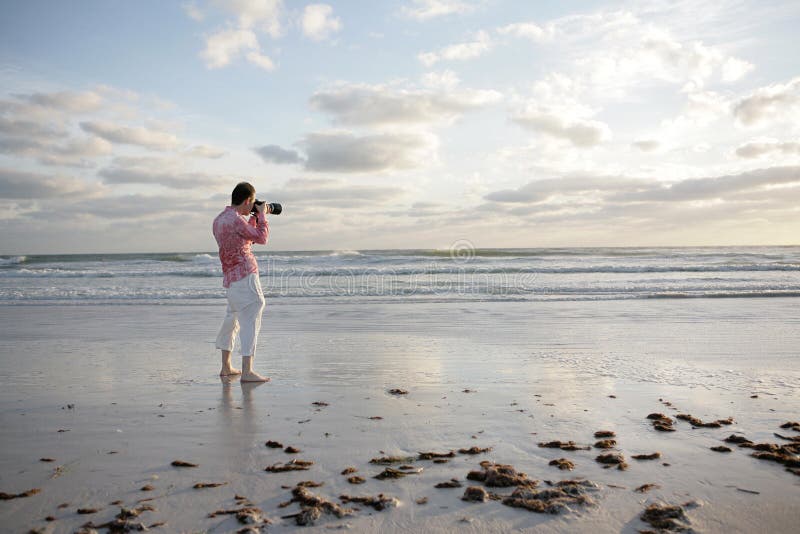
<box><xmin>1</xmin><ymin>0</ymin><xmax>799</xmax><ymax>254</ymax></box>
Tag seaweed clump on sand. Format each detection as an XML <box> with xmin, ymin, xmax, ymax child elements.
<box><xmin>710</xmin><ymin>446</ymin><xmax>732</xmax><ymax>453</ymax></box>
<box><xmin>675</xmin><ymin>414</ymin><xmax>734</xmax><ymax>428</ymax></box>
<box><xmin>501</xmin><ymin>480</ymin><xmax>599</xmax><ymax>514</ymax></box>
<box><xmin>749</xmin><ymin>442</ymin><xmax>800</xmax><ymax>471</ymax></box>
<box><xmin>548</xmin><ymin>458</ymin><xmax>575</xmax><ymax>470</ymax></box>
<box><xmin>647</xmin><ymin>413</ymin><xmax>676</xmax><ymax>432</ymax></box>
<box><xmin>458</xmin><ymin>446</ymin><xmax>492</xmax><ymax>455</ymax></box>
<box><xmin>466</xmin><ymin>461</ymin><xmax>538</xmax><ymax>488</ymax></box>
<box><xmin>632</xmin><ymin>452</ymin><xmax>662</xmax><ymax>460</ymax></box>
<box><xmin>265</xmin><ymin>440</ymin><xmax>284</xmax><ymax>448</ymax></box>
<box><xmin>779</xmin><ymin>421</ymin><xmax>800</xmax><ymax>431</ymax></box>
<box><xmin>347</xmin><ymin>476</ymin><xmax>365</xmax><ymax>485</ymax></box>
<box><xmin>640</xmin><ymin>501</ymin><xmax>699</xmax><ymax>531</ymax></box>
<box><xmin>388</xmin><ymin>388</ymin><xmax>408</xmax><ymax>396</ymax></box>
<box><xmin>82</xmin><ymin>504</ymin><xmax>164</xmax><ymax>532</ymax></box>
<box><xmin>170</xmin><ymin>460</ymin><xmax>198</xmax><ymax>467</ymax></box>
<box><xmin>265</xmin><ymin>459</ymin><xmax>314</xmax><ymax>473</ymax></box>
<box><xmin>461</xmin><ymin>486</ymin><xmax>501</xmax><ymax>502</ymax></box>
<box><xmin>339</xmin><ymin>493</ymin><xmax>399</xmax><ymax>511</ymax></box>
<box><xmin>594</xmin><ymin>430</ymin><xmax>616</xmax><ymax>438</ymax></box>
<box><xmin>594</xmin><ymin>439</ymin><xmax>617</xmax><ymax>449</ymax></box>
<box><xmin>341</xmin><ymin>467</ymin><xmax>358</xmax><ymax>475</ymax></box>
<box><xmin>537</xmin><ymin>440</ymin><xmax>591</xmax><ymax>451</ymax></box>
<box><xmin>369</xmin><ymin>456</ymin><xmax>415</xmax><ymax>465</ymax></box>
<box><xmin>435</xmin><ymin>479</ymin><xmax>462</xmax><ymax>488</ymax></box>
<box><xmin>596</xmin><ymin>453</ymin><xmax>628</xmax><ymax>470</ymax></box>
<box><xmin>374</xmin><ymin>467</ymin><xmax>421</xmax><ymax>480</ymax></box>
<box><xmin>724</xmin><ymin>434</ymin><xmax>753</xmax><ymax>446</ymax></box>
<box><xmin>417</xmin><ymin>451</ymin><xmax>456</xmax><ymax>460</ymax></box>
<box><xmin>209</xmin><ymin>506</ymin><xmax>270</xmax><ymax>526</ymax></box>
<box><xmin>0</xmin><ymin>488</ymin><xmax>40</xmax><ymax>500</ymax></box>
<box><xmin>280</xmin><ymin>485</ymin><xmax>353</xmax><ymax>526</ymax></box>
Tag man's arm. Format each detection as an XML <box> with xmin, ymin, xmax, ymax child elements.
<box><xmin>238</xmin><ymin>212</ymin><xmax>269</xmax><ymax>245</ymax></box>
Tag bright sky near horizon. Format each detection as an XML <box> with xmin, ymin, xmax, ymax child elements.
<box><xmin>1</xmin><ymin>0</ymin><xmax>799</xmax><ymax>254</ymax></box>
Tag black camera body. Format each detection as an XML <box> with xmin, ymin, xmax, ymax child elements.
<box><xmin>252</xmin><ymin>200</ymin><xmax>282</xmax><ymax>215</ymax></box>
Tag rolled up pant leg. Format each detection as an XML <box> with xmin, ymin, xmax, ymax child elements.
<box><xmin>237</xmin><ymin>296</ymin><xmax>265</xmax><ymax>357</ymax></box>
<box><xmin>215</xmin><ymin>302</ymin><xmax>240</xmax><ymax>352</ymax></box>
<box><xmin>216</xmin><ymin>273</ymin><xmax>265</xmax><ymax>358</ymax></box>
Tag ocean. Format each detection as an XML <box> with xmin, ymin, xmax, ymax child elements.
<box><xmin>1</xmin><ymin>246</ymin><xmax>799</xmax><ymax>305</ymax></box>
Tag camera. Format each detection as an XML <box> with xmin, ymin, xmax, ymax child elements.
<box><xmin>252</xmin><ymin>200</ymin><xmax>282</xmax><ymax>215</ymax></box>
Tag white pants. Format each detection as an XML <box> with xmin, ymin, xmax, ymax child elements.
<box><xmin>216</xmin><ymin>273</ymin><xmax>266</xmax><ymax>358</ymax></box>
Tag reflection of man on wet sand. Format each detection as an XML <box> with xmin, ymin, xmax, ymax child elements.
<box><xmin>212</xmin><ymin>181</ymin><xmax>270</xmax><ymax>383</ymax></box>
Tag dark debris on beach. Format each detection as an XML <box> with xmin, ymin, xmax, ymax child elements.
<box><xmin>647</xmin><ymin>413</ymin><xmax>676</xmax><ymax>432</ymax></box>
<box><xmin>466</xmin><ymin>461</ymin><xmax>538</xmax><ymax>488</ymax></box>
<box><xmin>640</xmin><ymin>501</ymin><xmax>699</xmax><ymax>532</ymax></box>
<box><xmin>0</xmin><ymin>488</ymin><xmax>40</xmax><ymax>500</ymax></box>
<box><xmin>549</xmin><ymin>458</ymin><xmax>575</xmax><ymax>470</ymax></box>
<box><xmin>538</xmin><ymin>440</ymin><xmax>591</xmax><ymax>451</ymax></box>
<box><xmin>632</xmin><ymin>452</ymin><xmax>662</xmax><ymax>460</ymax></box>
<box><xmin>265</xmin><ymin>459</ymin><xmax>314</xmax><ymax>473</ymax></box>
<box><xmin>501</xmin><ymin>480</ymin><xmax>599</xmax><ymax>514</ymax></box>
<box><xmin>675</xmin><ymin>413</ymin><xmax>733</xmax><ymax>428</ymax></box>
<box><xmin>170</xmin><ymin>460</ymin><xmax>198</xmax><ymax>468</ymax></box>
<box><xmin>596</xmin><ymin>453</ymin><xmax>628</xmax><ymax>470</ymax></box>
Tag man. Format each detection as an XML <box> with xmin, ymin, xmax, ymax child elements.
<box><xmin>212</xmin><ymin>181</ymin><xmax>270</xmax><ymax>382</ymax></box>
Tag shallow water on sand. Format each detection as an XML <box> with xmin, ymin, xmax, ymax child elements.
<box><xmin>0</xmin><ymin>299</ymin><xmax>798</xmax><ymax>532</ymax></box>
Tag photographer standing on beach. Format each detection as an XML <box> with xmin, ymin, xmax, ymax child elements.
<box><xmin>213</xmin><ymin>181</ymin><xmax>270</xmax><ymax>382</ymax></box>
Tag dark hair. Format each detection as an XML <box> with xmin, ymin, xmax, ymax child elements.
<box><xmin>231</xmin><ymin>182</ymin><xmax>256</xmax><ymax>206</ymax></box>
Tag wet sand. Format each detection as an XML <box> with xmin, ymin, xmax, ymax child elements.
<box><xmin>1</xmin><ymin>299</ymin><xmax>798</xmax><ymax>532</ymax></box>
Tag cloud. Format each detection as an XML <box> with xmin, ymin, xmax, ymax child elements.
<box><xmin>245</xmin><ymin>50</ymin><xmax>276</xmax><ymax>70</ymax></box>
<box><xmin>484</xmin><ymin>167</ymin><xmax>800</xmax><ymax>209</ymax></box>
<box><xmin>308</xmin><ymin>80</ymin><xmax>501</xmax><ymax>126</ymax></box>
<box><xmin>511</xmin><ymin>108</ymin><xmax>611</xmax><ymax>147</ymax></box>
<box><xmin>301</xmin><ymin>4</ymin><xmax>342</xmax><ymax>41</ymax></box>
<box><xmin>38</xmin><ymin>137</ymin><xmax>113</xmax><ymax>167</ymax></box>
<box><xmin>212</xmin><ymin>0</ymin><xmax>283</xmax><ymax>37</ymax></box>
<box><xmin>612</xmin><ymin>166</ymin><xmax>800</xmax><ymax>203</ymax></box>
<box><xmin>14</xmin><ymin>90</ymin><xmax>104</xmax><ymax>113</ymax></box>
<box><xmin>302</xmin><ymin>131</ymin><xmax>437</xmax><ymax>173</ymax></box>
<box><xmin>721</xmin><ymin>56</ymin><xmax>754</xmax><ymax>83</ymax></box>
<box><xmin>632</xmin><ymin>140</ymin><xmax>660</xmax><ymax>152</ymax></box>
<box><xmin>735</xmin><ymin>139</ymin><xmax>800</xmax><ymax>159</ymax></box>
<box><xmin>519</xmin><ymin>11</ymin><xmax>755</xmax><ymax>99</ymax></box>
<box><xmin>733</xmin><ymin>76</ymin><xmax>800</xmax><ymax>127</ymax></box>
<box><xmin>97</xmin><ymin>157</ymin><xmax>227</xmax><ymax>189</ymax></box>
<box><xmin>402</xmin><ymin>0</ymin><xmax>475</xmax><ymax>20</ymax></box>
<box><xmin>185</xmin><ymin>145</ymin><xmax>227</xmax><ymax>159</ymax></box>
<box><xmin>485</xmin><ymin>175</ymin><xmax>643</xmax><ymax>203</ymax></box>
<box><xmin>0</xmin><ymin>116</ymin><xmax>68</xmax><ymax>140</ymax></box>
<box><xmin>182</xmin><ymin>1</ymin><xmax>205</xmax><ymax>21</ymax></box>
<box><xmin>0</xmin><ymin>168</ymin><xmax>94</xmax><ymax>199</ymax></box>
<box><xmin>200</xmin><ymin>28</ymin><xmax>275</xmax><ymax>70</ymax></box>
<box><xmin>418</xmin><ymin>30</ymin><xmax>491</xmax><ymax>67</ymax></box>
<box><xmin>80</xmin><ymin>121</ymin><xmax>180</xmax><ymax>150</ymax></box>
<box><xmin>0</xmin><ymin>113</ymin><xmax>112</xmax><ymax>167</ymax></box>
<box><xmin>253</xmin><ymin>144</ymin><xmax>304</xmax><ymax>164</ymax></box>
<box><xmin>267</xmin><ymin>177</ymin><xmax>403</xmax><ymax>206</ymax></box>
<box><xmin>496</xmin><ymin>21</ymin><xmax>554</xmax><ymax>42</ymax></box>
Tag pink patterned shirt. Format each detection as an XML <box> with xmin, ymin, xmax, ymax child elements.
<box><xmin>212</xmin><ymin>206</ymin><xmax>269</xmax><ymax>288</ymax></box>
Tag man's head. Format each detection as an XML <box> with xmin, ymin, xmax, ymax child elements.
<box><xmin>231</xmin><ymin>182</ymin><xmax>256</xmax><ymax>206</ymax></box>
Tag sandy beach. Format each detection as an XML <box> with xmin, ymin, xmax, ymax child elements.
<box><xmin>1</xmin><ymin>298</ymin><xmax>799</xmax><ymax>533</ymax></box>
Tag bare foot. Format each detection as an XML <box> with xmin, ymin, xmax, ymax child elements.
<box><xmin>220</xmin><ymin>367</ymin><xmax>242</xmax><ymax>376</ymax></box>
<box><xmin>241</xmin><ymin>371</ymin><xmax>270</xmax><ymax>383</ymax></box>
